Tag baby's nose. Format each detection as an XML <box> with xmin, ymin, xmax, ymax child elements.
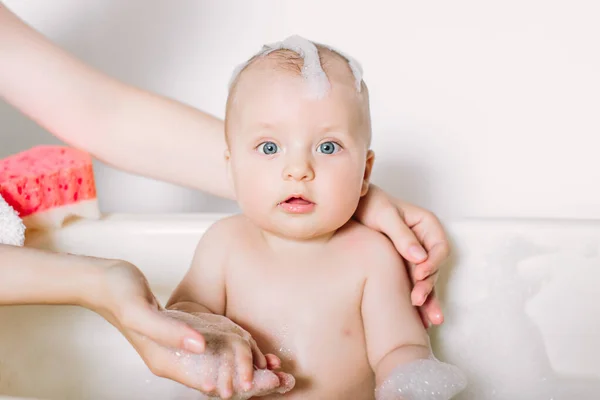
<box><xmin>282</xmin><ymin>160</ymin><xmax>315</xmax><ymax>181</ymax></box>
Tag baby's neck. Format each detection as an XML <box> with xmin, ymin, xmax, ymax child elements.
<box><xmin>259</xmin><ymin>229</ymin><xmax>337</xmax><ymax>253</ymax></box>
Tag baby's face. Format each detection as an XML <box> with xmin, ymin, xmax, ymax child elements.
<box><xmin>225</xmin><ymin>58</ymin><xmax>373</xmax><ymax>240</ymax></box>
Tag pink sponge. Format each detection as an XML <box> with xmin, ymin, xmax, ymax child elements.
<box><xmin>0</xmin><ymin>145</ymin><xmax>101</xmax><ymax>230</ymax></box>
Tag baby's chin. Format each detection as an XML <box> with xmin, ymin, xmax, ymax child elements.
<box><xmin>253</xmin><ymin>214</ymin><xmax>352</xmax><ymax>243</ymax></box>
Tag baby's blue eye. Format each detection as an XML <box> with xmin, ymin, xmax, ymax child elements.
<box><xmin>258</xmin><ymin>141</ymin><xmax>279</xmax><ymax>155</ymax></box>
<box><xmin>317</xmin><ymin>141</ymin><xmax>341</xmax><ymax>154</ymax></box>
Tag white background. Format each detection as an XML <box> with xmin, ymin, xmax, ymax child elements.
<box><xmin>2</xmin><ymin>0</ymin><xmax>599</xmax><ymax>219</ymax></box>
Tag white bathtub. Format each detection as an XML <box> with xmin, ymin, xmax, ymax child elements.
<box><xmin>1</xmin><ymin>214</ymin><xmax>599</xmax><ymax>399</ymax></box>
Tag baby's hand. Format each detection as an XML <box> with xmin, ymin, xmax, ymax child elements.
<box><xmin>163</xmin><ymin>310</ymin><xmax>295</xmax><ymax>399</ymax></box>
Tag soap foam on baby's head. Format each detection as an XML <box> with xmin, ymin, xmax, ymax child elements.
<box><xmin>228</xmin><ymin>35</ymin><xmax>364</xmax><ymax>98</ymax></box>
<box><xmin>225</xmin><ymin>35</ymin><xmax>372</xmax><ymax>147</ymax></box>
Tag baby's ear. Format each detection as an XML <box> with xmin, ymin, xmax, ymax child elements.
<box><xmin>224</xmin><ymin>148</ymin><xmax>234</xmax><ymax>186</ymax></box>
<box><xmin>361</xmin><ymin>150</ymin><xmax>375</xmax><ymax>197</ymax></box>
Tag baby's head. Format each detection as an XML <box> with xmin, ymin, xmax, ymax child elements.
<box><xmin>224</xmin><ymin>35</ymin><xmax>374</xmax><ymax>241</ymax></box>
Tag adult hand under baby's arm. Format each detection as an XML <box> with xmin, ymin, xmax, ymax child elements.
<box><xmin>95</xmin><ymin>262</ymin><xmax>294</xmax><ymax>399</ymax></box>
<box><xmin>360</xmin><ymin>241</ymin><xmax>466</xmax><ymax>399</ymax></box>
<box><xmin>355</xmin><ymin>184</ymin><xmax>450</xmax><ymax>328</ymax></box>
<box><xmin>161</xmin><ymin>310</ymin><xmax>295</xmax><ymax>399</ymax></box>
<box><xmin>88</xmin><ymin>261</ymin><xmax>206</xmax><ymax>352</ymax></box>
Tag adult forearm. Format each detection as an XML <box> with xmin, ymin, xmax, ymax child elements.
<box><xmin>0</xmin><ymin>244</ymin><xmax>108</xmax><ymax>307</ymax></box>
<box><xmin>0</xmin><ymin>4</ymin><xmax>234</xmax><ymax>199</ymax></box>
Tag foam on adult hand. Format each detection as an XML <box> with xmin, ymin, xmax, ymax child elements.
<box><xmin>375</xmin><ymin>358</ymin><xmax>467</xmax><ymax>400</ymax></box>
<box><xmin>0</xmin><ymin>193</ymin><xmax>25</xmax><ymax>246</ymax></box>
<box><xmin>229</xmin><ymin>34</ymin><xmax>364</xmax><ymax>99</ymax></box>
<box><xmin>162</xmin><ymin>310</ymin><xmax>295</xmax><ymax>399</ymax></box>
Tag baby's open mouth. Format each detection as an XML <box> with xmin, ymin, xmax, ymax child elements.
<box><xmin>278</xmin><ymin>195</ymin><xmax>315</xmax><ymax>213</ymax></box>
<box><xmin>283</xmin><ymin>196</ymin><xmax>313</xmax><ymax>205</ymax></box>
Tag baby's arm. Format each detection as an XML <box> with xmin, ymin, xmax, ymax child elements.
<box><xmin>166</xmin><ymin>221</ymin><xmax>229</xmax><ymax>317</ymax></box>
<box><xmin>166</xmin><ymin>219</ymin><xmax>277</xmax><ymax>370</ymax></box>
<box><xmin>361</xmin><ymin>237</ymin><xmax>466</xmax><ymax>399</ymax></box>
<box><xmin>165</xmin><ymin>220</ymin><xmax>294</xmax><ymax>399</ymax></box>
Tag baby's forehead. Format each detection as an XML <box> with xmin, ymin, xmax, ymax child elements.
<box><xmin>229</xmin><ymin>70</ymin><xmax>371</xmax><ymax>143</ymax></box>
<box><xmin>232</xmin><ymin>63</ymin><xmax>367</xmax><ymax>122</ymax></box>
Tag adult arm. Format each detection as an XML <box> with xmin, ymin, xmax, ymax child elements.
<box><xmin>0</xmin><ymin>3</ymin><xmax>232</xmax><ymax>199</ymax></box>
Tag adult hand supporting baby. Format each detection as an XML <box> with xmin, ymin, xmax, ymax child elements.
<box><xmin>355</xmin><ymin>184</ymin><xmax>449</xmax><ymax>328</ymax></box>
<box><xmin>89</xmin><ymin>261</ymin><xmax>208</xmax><ymax>358</ymax></box>
<box><xmin>92</xmin><ymin>263</ymin><xmax>293</xmax><ymax>398</ymax></box>
<box><xmin>86</xmin><ymin>261</ymin><xmax>243</xmax><ymax>394</ymax></box>
<box><xmin>0</xmin><ymin>244</ymin><xmax>221</xmax><ymax>390</ymax></box>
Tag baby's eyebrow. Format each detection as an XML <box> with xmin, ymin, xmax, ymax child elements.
<box><xmin>244</xmin><ymin>122</ymin><xmax>357</xmax><ymax>141</ymax></box>
<box><xmin>315</xmin><ymin>125</ymin><xmax>359</xmax><ymax>141</ymax></box>
<box><xmin>317</xmin><ymin>124</ymin><xmax>347</xmax><ymax>134</ymax></box>
<box><xmin>248</xmin><ymin>122</ymin><xmax>277</xmax><ymax>131</ymax></box>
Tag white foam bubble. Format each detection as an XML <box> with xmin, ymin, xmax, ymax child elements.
<box><xmin>375</xmin><ymin>359</ymin><xmax>467</xmax><ymax>400</ymax></box>
<box><xmin>273</xmin><ymin>324</ymin><xmax>293</xmax><ymax>361</ymax></box>
<box><xmin>433</xmin><ymin>229</ymin><xmax>600</xmax><ymax>399</ymax></box>
<box><xmin>228</xmin><ymin>35</ymin><xmax>363</xmax><ymax>99</ymax></box>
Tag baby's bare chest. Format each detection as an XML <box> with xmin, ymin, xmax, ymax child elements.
<box><xmin>224</xmin><ymin>252</ymin><xmax>375</xmax><ymax>398</ymax></box>
<box><xmin>225</xmin><ymin>252</ymin><xmax>365</xmax><ymax>338</ymax></box>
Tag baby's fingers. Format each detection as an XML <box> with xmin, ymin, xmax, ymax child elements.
<box><xmin>249</xmin><ymin>337</ymin><xmax>267</xmax><ymax>369</ymax></box>
<box><xmin>265</xmin><ymin>353</ymin><xmax>282</xmax><ymax>370</ymax></box>
<box><xmin>247</xmin><ymin>369</ymin><xmax>281</xmax><ymax>396</ymax></box>
<box><xmin>247</xmin><ymin>369</ymin><xmax>296</xmax><ymax>397</ymax></box>
<box><xmin>273</xmin><ymin>371</ymin><xmax>296</xmax><ymax>394</ymax></box>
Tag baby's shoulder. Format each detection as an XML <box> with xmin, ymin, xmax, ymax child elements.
<box><xmin>204</xmin><ymin>213</ymin><xmax>247</xmax><ymax>232</ymax></box>
<box><xmin>335</xmin><ymin>221</ymin><xmax>405</xmax><ymax>274</ymax></box>
<box><xmin>198</xmin><ymin>214</ymin><xmax>257</xmax><ymax>247</ymax></box>
<box><xmin>191</xmin><ymin>214</ymin><xmax>255</xmax><ymax>266</ymax></box>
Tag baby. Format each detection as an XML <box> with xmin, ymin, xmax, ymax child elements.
<box><xmin>164</xmin><ymin>36</ymin><xmax>466</xmax><ymax>399</ymax></box>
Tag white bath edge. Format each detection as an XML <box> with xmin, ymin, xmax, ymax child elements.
<box><xmin>26</xmin><ymin>212</ymin><xmax>600</xmax><ymax>233</ymax></box>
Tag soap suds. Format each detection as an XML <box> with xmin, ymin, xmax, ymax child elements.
<box><xmin>229</xmin><ymin>35</ymin><xmax>363</xmax><ymax>99</ymax></box>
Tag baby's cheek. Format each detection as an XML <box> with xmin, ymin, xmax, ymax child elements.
<box><xmin>327</xmin><ymin>193</ymin><xmax>361</xmax><ymax>227</ymax></box>
<box><xmin>235</xmin><ymin>170</ymin><xmax>273</xmax><ymax>202</ymax></box>
<box><xmin>232</xmin><ymin>167</ymin><xmax>278</xmax><ymax>223</ymax></box>
<box><xmin>323</xmin><ymin>166</ymin><xmax>363</xmax><ymax>203</ymax></box>
<box><xmin>232</xmin><ymin>163</ymin><xmax>263</xmax><ymax>194</ymax></box>
<box><xmin>316</xmin><ymin>169</ymin><xmax>363</xmax><ymax>229</ymax></box>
